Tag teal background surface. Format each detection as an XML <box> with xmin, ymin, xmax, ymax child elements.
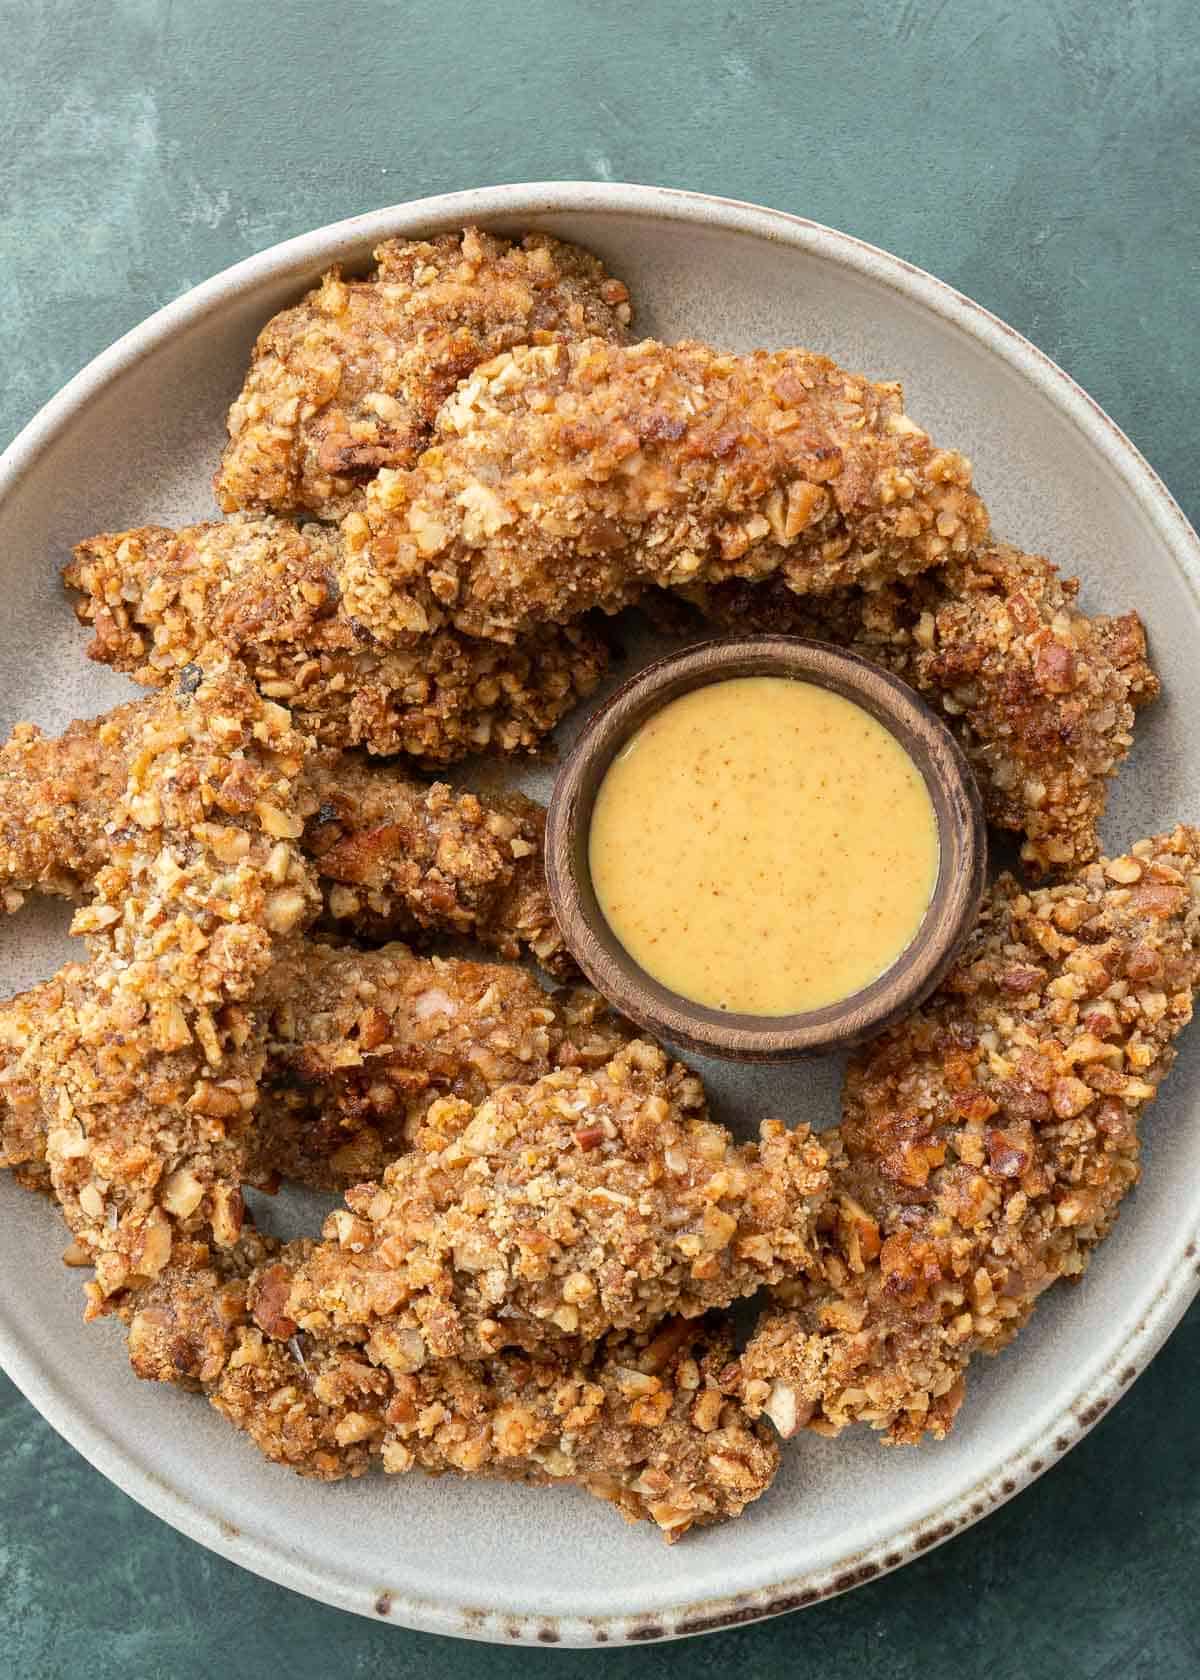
<box><xmin>1</xmin><ymin>1</ymin><xmax>1198</xmax><ymax>1674</ymax></box>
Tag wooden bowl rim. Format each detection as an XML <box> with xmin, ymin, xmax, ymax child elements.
<box><xmin>545</xmin><ymin>634</ymin><xmax>987</xmax><ymax>1061</ymax></box>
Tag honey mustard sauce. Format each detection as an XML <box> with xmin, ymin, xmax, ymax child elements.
<box><xmin>588</xmin><ymin>676</ymin><xmax>939</xmax><ymax>1015</ymax></box>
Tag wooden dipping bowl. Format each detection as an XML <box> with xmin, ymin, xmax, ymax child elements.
<box><xmin>546</xmin><ymin>636</ymin><xmax>987</xmax><ymax>1061</ymax></box>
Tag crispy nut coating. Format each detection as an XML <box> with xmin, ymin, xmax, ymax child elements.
<box><xmin>738</xmin><ymin>826</ymin><xmax>1200</xmax><ymax>1445</ymax></box>
<box><xmin>688</xmin><ymin>544</ymin><xmax>1159</xmax><ymax>874</ymax></box>
<box><xmin>225</xmin><ymin>1316</ymin><xmax>777</xmax><ymax>1537</ymax></box>
<box><xmin>251</xmin><ymin>1040</ymin><xmax>827</xmax><ymax>1360</ymax></box>
<box><xmin>1</xmin><ymin>701</ymin><xmax>568</xmax><ymax>971</ymax></box>
<box><xmin>0</xmin><ymin>715</ymin><xmax>131</xmax><ymax>914</ymax></box>
<box><xmin>216</xmin><ymin>227</ymin><xmax>633</xmax><ymax>522</ymax></box>
<box><xmin>2</xmin><ymin>943</ymin><xmax>627</xmax><ymax>1197</ymax></box>
<box><xmin>339</xmin><ymin>336</ymin><xmax>989</xmax><ymax>642</ymax></box>
<box><xmin>300</xmin><ymin>753</ymin><xmax>568</xmax><ymax>972</ymax></box>
<box><xmin>64</xmin><ymin>516</ymin><xmax>609</xmax><ymax>762</ymax></box>
<box><xmin>250</xmin><ymin>943</ymin><xmax>630</xmax><ymax>1192</ymax></box>
<box><xmin>0</xmin><ymin>966</ymin><xmax>90</xmax><ymax>1193</ymax></box>
<box><xmin>130</xmin><ymin>1252</ymin><xmax>777</xmax><ymax>1539</ymax></box>
<box><xmin>0</xmin><ymin>654</ymin><xmax>320</xmax><ymax>1309</ymax></box>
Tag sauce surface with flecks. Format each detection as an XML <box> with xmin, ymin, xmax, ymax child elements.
<box><xmin>588</xmin><ymin>676</ymin><xmax>939</xmax><ymax>1015</ymax></box>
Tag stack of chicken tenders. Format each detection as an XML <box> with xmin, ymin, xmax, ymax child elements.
<box><xmin>1</xmin><ymin>226</ymin><xmax>1193</xmax><ymax>1541</ymax></box>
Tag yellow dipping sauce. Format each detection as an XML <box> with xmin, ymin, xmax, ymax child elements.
<box><xmin>588</xmin><ymin>676</ymin><xmax>939</xmax><ymax>1016</ymax></box>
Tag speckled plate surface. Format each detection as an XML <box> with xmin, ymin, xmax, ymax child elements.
<box><xmin>2</xmin><ymin>183</ymin><xmax>1199</xmax><ymax>1646</ymax></box>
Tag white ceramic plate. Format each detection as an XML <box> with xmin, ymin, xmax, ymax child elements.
<box><xmin>2</xmin><ymin>184</ymin><xmax>1199</xmax><ymax>1647</ymax></box>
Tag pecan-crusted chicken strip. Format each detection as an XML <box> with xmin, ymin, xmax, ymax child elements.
<box><xmin>0</xmin><ymin>655</ymin><xmax>320</xmax><ymax>1311</ymax></box>
<box><xmin>250</xmin><ymin>943</ymin><xmax>630</xmax><ymax>1191</ymax></box>
<box><xmin>1</xmin><ymin>697</ymin><xmax>568</xmax><ymax>972</ymax></box>
<box><xmin>122</xmin><ymin>1227</ymin><xmax>284</xmax><ymax>1386</ymax></box>
<box><xmin>126</xmin><ymin>1249</ymin><xmax>776</xmax><ymax>1537</ymax></box>
<box><xmin>1092</xmin><ymin>608</ymin><xmax>1161</xmax><ymax>704</ymax></box>
<box><xmin>233</xmin><ymin>1317</ymin><xmax>778</xmax><ymax>1537</ymax></box>
<box><xmin>301</xmin><ymin>754</ymin><xmax>567</xmax><ymax>972</ymax></box>
<box><xmin>1</xmin><ymin>945</ymin><xmax>626</xmax><ymax>1197</ymax></box>
<box><xmin>130</xmin><ymin>1256</ymin><xmax>776</xmax><ymax>1538</ymax></box>
<box><xmin>64</xmin><ymin>516</ymin><xmax>608</xmax><ymax>761</ymax></box>
<box><xmin>0</xmin><ymin>714</ymin><xmax>130</xmax><ymax>913</ymax></box>
<box><xmin>215</xmin><ymin>227</ymin><xmax>633</xmax><ymax>522</ymax></box>
<box><xmin>339</xmin><ymin>336</ymin><xmax>989</xmax><ymax>643</ymax></box>
<box><xmin>0</xmin><ymin>708</ymin><xmax>579</xmax><ymax>1207</ymax></box>
<box><xmin>251</xmin><ymin>1040</ymin><xmax>828</xmax><ymax>1363</ymax></box>
<box><xmin>0</xmin><ymin>968</ymin><xmax>89</xmax><ymax>1193</ymax></box>
<box><xmin>738</xmin><ymin>826</ymin><xmax>1200</xmax><ymax>1446</ymax></box>
<box><xmin>688</xmin><ymin>544</ymin><xmax>1159</xmax><ymax>873</ymax></box>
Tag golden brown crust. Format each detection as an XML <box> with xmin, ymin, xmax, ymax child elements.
<box><xmin>126</xmin><ymin>1240</ymin><xmax>778</xmax><ymax>1535</ymax></box>
<box><xmin>121</xmin><ymin>1223</ymin><xmax>778</xmax><ymax>1535</ymax></box>
<box><xmin>0</xmin><ymin>711</ymin><xmax>134</xmax><ymax>913</ymax></box>
<box><xmin>340</xmin><ymin>336</ymin><xmax>988</xmax><ymax>642</ymax></box>
<box><xmin>64</xmin><ymin>516</ymin><xmax>609</xmax><ymax>762</ymax></box>
<box><xmin>250</xmin><ymin>943</ymin><xmax>630</xmax><ymax>1192</ymax></box>
<box><xmin>251</xmin><ymin>1040</ymin><xmax>827</xmax><ymax>1360</ymax></box>
<box><xmin>301</xmin><ymin>753</ymin><xmax>568</xmax><ymax>971</ymax></box>
<box><xmin>0</xmin><ymin>701</ymin><xmax>569</xmax><ymax>972</ymax></box>
<box><xmin>2</xmin><ymin>942</ymin><xmax>628</xmax><ymax>1197</ymax></box>
<box><xmin>738</xmin><ymin>826</ymin><xmax>1200</xmax><ymax>1445</ymax></box>
<box><xmin>123</xmin><ymin>1229</ymin><xmax>283</xmax><ymax>1387</ymax></box>
<box><xmin>215</xmin><ymin>227</ymin><xmax>633</xmax><ymax>522</ymax></box>
<box><xmin>205</xmin><ymin>1307</ymin><xmax>779</xmax><ymax>1536</ymax></box>
<box><xmin>690</xmin><ymin>544</ymin><xmax>1159</xmax><ymax>873</ymax></box>
<box><xmin>0</xmin><ymin>654</ymin><xmax>320</xmax><ymax>1310</ymax></box>
<box><xmin>0</xmin><ymin>966</ymin><xmax>89</xmax><ymax>1193</ymax></box>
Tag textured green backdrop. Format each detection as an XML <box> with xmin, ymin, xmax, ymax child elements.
<box><xmin>2</xmin><ymin>1</ymin><xmax>1198</xmax><ymax>1675</ymax></box>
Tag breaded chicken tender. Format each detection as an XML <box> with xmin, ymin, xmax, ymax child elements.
<box><xmin>0</xmin><ymin>655</ymin><xmax>320</xmax><ymax>1310</ymax></box>
<box><xmin>301</xmin><ymin>754</ymin><xmax>567</xmax><ymax>971</ymax></box>
<box><xmin>2</xmin><ymin>943</ymin><xmax>626</xmax><ymax>1197</ymax></box>
<box><xmin>1</xmin><ymin>698</ymin><xmax>568</xmax><ymax>970</ymax></box>
<box><xmin>688</xmin><ymin>544</ymin><xmax>1159</xmax><ymax>874</ymax></box>
<box><xmin>0</xmin><ymin>967</ymin><xmax>89</xmax><ymax>1193</ymax></box>
<box><xmin>738</xmin><ymin>826</ymin><xmax>1200</xmax><ymax>1446</ymax></box>
<box><xmin>215</xmin><ymin>227</ymin><xmax>633</xmax><ymax>522</ymax></box>
<box><xmin>339</xmin><ymin>336</ymin><xmax>989</xmax><ymax>643</ymax></box>
<box><xmin>250</xmin><ymin>943</ymin><xmax>629</xmax><ymax>1191</ymax></box>
<box><xmin>64</xmin><ymin>516</ymin><xmax>608</xmax><ymax>761</ymax></box>
<box><xmin>0</xmin><ymin>715</ymin><xmax>130</xmax><ymax>913</ymax></box>
<box><xmin>247</xmin><ymin>1040</ymin><xmax>827</xmax><ymax>1363</ymax></box>
<box><xmin>127</xmin><ymin>1255</ymin><xmax>777</xmax><ymax>1538</ymax></box>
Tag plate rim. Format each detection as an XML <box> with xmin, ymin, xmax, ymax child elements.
<box><xmin>3</xmin><ymin>179</ymin><xmax>1199</xmax><ymax>1646</ymax></box>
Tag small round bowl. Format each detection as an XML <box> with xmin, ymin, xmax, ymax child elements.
<box><xmin>546</xmin><ymin>635</ymin><xmax>987</xmax><ymax>1060</ymax></box>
